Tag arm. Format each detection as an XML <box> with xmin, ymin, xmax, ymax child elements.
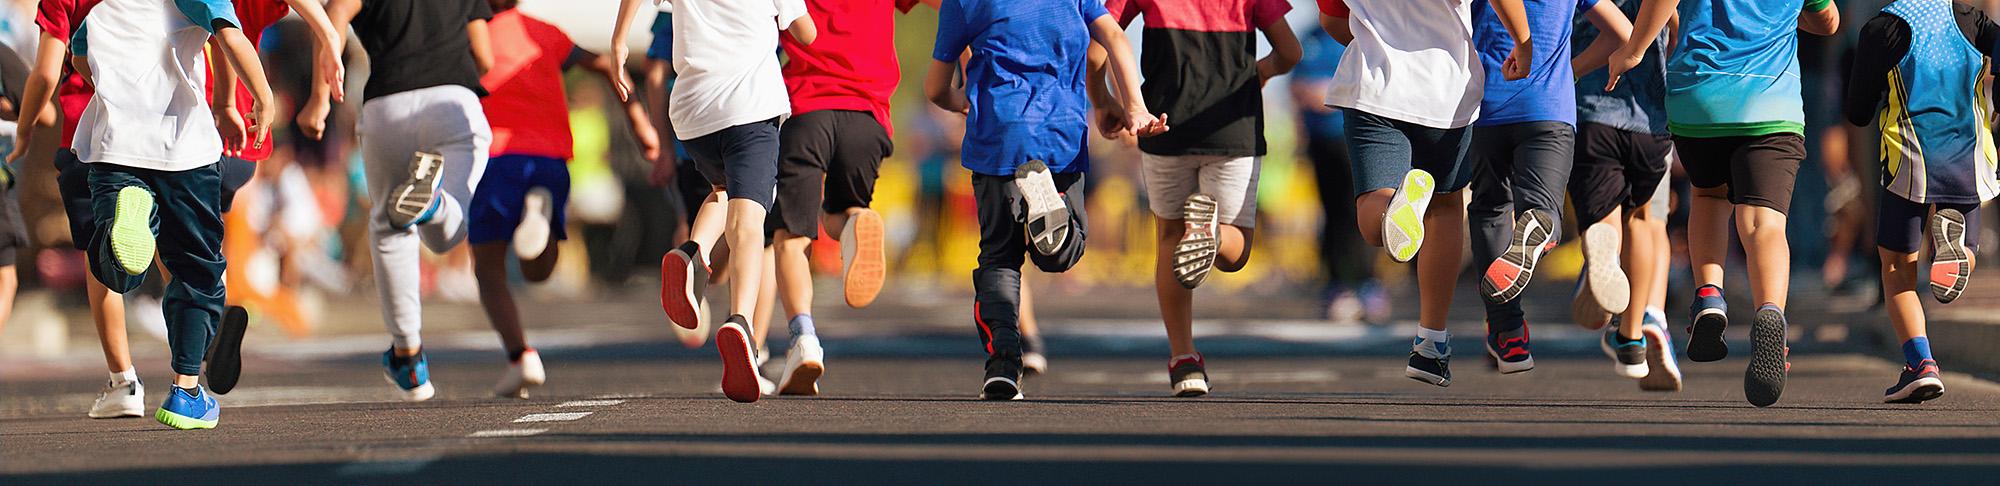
<box><xmin>1088</xmin><ymin>14</ymin><xmax>1166</xmax><ymax>137</ymax></box>
<box><xmin>283</xmin><ymin>0</ymin><xmax>347</xmax><ymax>102</ymax></box>
<box><xmin>467</xmin><ymin>19</ymin><xmax>493</xmax><ymax>75</ymax></box>
<box><xmin>574</xmin><ymin>47</ymin><xmax>662</xmax><ymax>163</ymax></box>
<box><xmin>609</xmin><ymin>0</ymin><xmax>652</xmax><ymax>100</ymax></box>
<box><xmin>1799</xmin><ymin>1</ymin><xmax>1839</xmax><ymax>36</ymax></box>
<box><xmin>1606</xmin><ymin>0</ymin><xmax>1679</xmax><ymax>90</ymax></box>
<box><xmin>215</xmin><ymin>28</ymin><xmax>277</xmax><ymax>151</ymax></box>
<box><xmin>1320</xmin><ymin>14</ymin><xmax>1351</xmax><ymax>45</ymax></box>
<box><xmin>7</xmin><ymin>32</ymin><xmax>66</xmax><ymax>164</ymax></box>
<box><xmin>923</xmin><ymin>59</ymin><xmax>967</xmax><ymax>114</ymax></box>
<box><xmin>786</xmin><ymin>15</ymin><xmax>817</xmax><ymax>45</ymax></box>
<box><xmin>1257</xmin><ymin>16</ymin><xmax>1302</xmax><ymax>86</ymax></box>
<box><xmin>1572</xmin><ymin>0</ymin><xmax>1633</xmax><ymax>79</ymax></box>
<box><xmin>1487</xmin><ymin>0</ymin><xmax>1533</xmax><ymax>81</ymax></box>
<box><xmin>299</xmin><ymin>0</ymin><xmax>360</xmax><ymax>140</ymax></box>
<box><xmin>1842</xmin><ymin>14</ymin><xmax>1902</xmax><ymax>127</ymax></box>
<box><xmin>208</xmin><ymin>38</ymin><xmax>248</xmax><ymax>156</ymax></box>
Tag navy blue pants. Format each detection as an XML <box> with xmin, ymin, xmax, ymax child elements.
<box><xmin>88</xmin><ymin>163</ymin><xmax>226</xmax><ymax>377</ymax></box>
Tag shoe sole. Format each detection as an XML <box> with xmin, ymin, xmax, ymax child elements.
<box><xmin>513</xmin><ymin>189</ymin><xmax>553</xmax><ymax>261</ymax></box>
<box><xmin>1581</xmin><ymin>223</ymin><xmax>1632</xmax><ymax>315</ymax></box>
<box><xmin>1174</xmin><ymin>194</ymin><xmax>1221</xmax><ymax>289</ymax></box>
<box><xmin>1486</xmin><ymin>344</ymin><xmax>1536</xmax><ymax>374</ymax></box>
<box><xmin>155</xmin><ymin>408</ymin><xmax>216</xmax><ymax>430</ymax></box>
<box><xmin>89</xmin><ymin>399</ymin><xmax>145</xmax><ymax>419</ymax></box>
<box><xmin>381</xmin><ymin>374</ymin><xmax>436</xmax><ymax>402</ymax></box>
<box><xmin>1639</xmin><ymin>324</ymin><xmax>1684</xmax><ymax>392</ymax></box>
<box><xmin>205</xmin><ymin>306</ymin><xmax>250</xmax><ymax>395</ymax></box>
<box><xmin>110</xmin><ymin>186</ymin><xmax>155</xmax><ymax>276</ymax></box>
<box><xmin>1022</xmin><ymin>353</ymin><xmax>1048</xmax><ymax>375</ymax></box>
<box><xmin>779</xmin><ymin>360</ymin><xmax>823</xmax><ymax>396</ymax></box>
<box><xmin>717</xmin><ymin>324</ymin><xmax>760</xmax><ymax>403</ymax></box>
<box><xmin>1172</xmin><ymin>378</ymin><xmax>1210</xmax><ymax>397</ymax></box>
<box><xmin>1687</xmin><ymin>307</ymin><xmax>1730</xmax><ymax>362</ymax></box>
<box><xmin>1744</xmin><ymin>308</ymin><xmax>1788</xmax><ymax>407</ymax></box>
<box><xmin>1404</xmin><ymin>366</ymin><xmax>1450</xmax><ymax>387</ymax></box>
<box><xmin>1930</xmin><ymin>209</ymin><xmax>1970</xmax><ymax>304</ymax></box>
<box><xmin>1884</xmin><ymin>376</ymin><xmax>1945</xmax><ymax>404</ymax></box>
<box><xmin>1480</xmin><ymin>210</ymin><xmax>1557</xmax><ymax>305</ymax></box>
<box><xmin>843</xmin><ymin>209</ymin><xmax>887</xmax><ymax>308</ymax></box>
<box><xmin>1016</xmin><ymin>161</ymin><xmax>1071</xmax><ymax>257</ymax></box>
<box><xmin>388</xmin><ymin>152</ymin><xmax>446</xmax><ymax>229</ymax></box>
<box><xmin>495</xmin><ymin>353</ymin><xmax>547</xmax><ymax>399</ymax></box>
<box><xmin>1570</xmin><ymin>278</ymin><xmax>1611</xmax><ymax>331</ymax></box>
<box><xmin>980</xmin><ymin>377</ymin><xmax>1024</xmax><ymax>400</ymax></box>
<box><xmin>660</xmin><ymin>249</ymin><xmax>706</xmax><ymax>330</ymax></box>
<box><xmin>1383</xmin><ymin>170</ymin><xmax>1435</xmax><ymax>263</ymax></box>
<box><xmin>1599</xmin><ymin>333</ymin><xmax>1648</xmax><ymax>379</ymax></box>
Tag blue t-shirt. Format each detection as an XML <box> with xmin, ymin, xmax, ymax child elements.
<box><xmin>1664</xmin><ymin>0</ymin><xmax>1829</xmax><ymax>137</ymax></box>
<box><xmin>931</xmin><ymin>0</ymin><xmax>1107</xmax><ymax>176</ymax></box>
<box><xmin>1573</xmin><ymin>0</ymin><xmax>1667</xmax><ymax>134</ymax></box>
<box><xmin>1293</xmin><ymin>27</ymin><xmax>1345</xmax><ymax>141</ymax></box>
<box><xmin>1471</xmin><ymin>0</ymin><xmax>1597</xmax><ymax>127</ymax></box>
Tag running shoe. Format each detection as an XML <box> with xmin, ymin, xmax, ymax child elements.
<box><xmin>513</xmin><ymin>187</ymin><xmax>554</xmax><ymax>261</ymax></box>
<box><xmin>755</xmin><ymin>346</ymin><xmax>776</xmax><ymax>396</ymax></box>
<box><xmin>1578</xmin><ymin>222</ymin><xmax>1631</xmax><ymax>316</ymax></box>
<box><xmin>1382</xmin><ymin>169</ymin><xmax>1435</xmax><ymax>263</ymax></box>
<box><xmin>155</xmin><ymin>385</ymin><xmax>218</xmax><ymax>430</ymax></box>
<box><xmin>1638</xmin><ymin>312</ymin><xmax>1684</xmax><ymax>392</ymax></box>
<box><xmin>673</xmin><ymin>294</ymin><xmax>712</xmax><ymax>349</ymax></box>
<box><xmin>1173</xmin><ymin>193</ymin><xmax>1221</xmax><ymax>289</ymax></box>
<box><xmin>980</xmin><ymin>356</ymin><xmax>1025</xmax><ymax>400</ymax></box>
<box><xmin>1883</xmin><ymin>359</ymin><xmax>1945</xmax><ymax>404</ymax></box>
<box><xmin>716</xmin><ymin>316</ymin><xmax>761</xmax><ymax>403</ymax></box>
<box><xmin>386</xmin><ymin>152</ymin><xmax>447</xmax><ymax>230</ymax></box>
<box><xmin>1022</xmin><ymin>334</ymin><xmax>1049</xmax><ymax>375</ymax></box>
<box><xmin>1599</xmin><ymin>321</ymin><xmax>1647</xmax><ymax>379</ymax></box>
<box><xmin>1405</xmin><ymin>336</ymin><xmax>1452</xmax><ymax>387</ymax></box>
<box><xmin>841</xmin><ymin>208</ymin><xmax>888</xmax><ymax>308</ymax></box>
<box><xmin>89</xmin><ymin>378</ymin><xmax>144</xmax><ymax>419</ymax></box>
<box><xmin>493</xmin><ymin>348</ymin><xmax>546</xmax><ymax>399</ymax></box>
<box><xmin>109</xmin><ymin>186</ymin><xmax>156</xmax><ymax>276</ymax></box>
<box><xmin>381</xmin><ymin>347</ymin><xmax>436</xmax><ymax>402</ymax></box>
<box><xmin>1930</xmin><ymin>208</ymin><xmax>1971</xmax><ymax>304</ymax></box>
<box><xmin>1480</xmin><ymin>209</ymin><xmax>1558</xmax><ymax>305</ymax></box>
<box><xmin>1169</xmin><ymin>354</ymin><xmax>1209</xmax><ymax>397</ymax></box>
<box><xmin>1015</xmin><ymin>160</ymin><xmax>1071</xmax><ymax>257</ymax></box>
<box><xmin>1485</xmin><ymin>324</ymin><xmax>1535</xmax><ymax>374</ymax></box>
<box><xmin>1744</xmin><ymin>305</ymin><xmax>1790</xmax><ymax>407</ymax></box>
<box><xmin>1570</xmin><ymin>269</ymin><xmax>1611</xmax><ymax>330</ymax></box>
<box><xmin>204</xmin><ymin>305</ymin><xmax>250</xmax><ymax>395</ymax></box>
<box><xmin>779</xmin><ymin>334</ymin><xmax>825</xmax><ymax>396</ymax></box>
<box><xmin>1686</xmin><ymin>284</ymin><xmax>1730</xmax><ymax>362</ymax></box>
<box><xmin>660</xmin><ymin>241</ymin><xmax>709</xmax><ymax>331</ymax></box>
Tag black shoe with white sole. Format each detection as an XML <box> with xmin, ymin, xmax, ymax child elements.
<box><xmin>1883</xmin><ymin>359</ymin><xmax>1945</xmax><ymax>404</ymax></box>
<box><xmin>981</xmin><ymin>356</ymin><xmax>1024</xmax><ymax>400</ymax></box>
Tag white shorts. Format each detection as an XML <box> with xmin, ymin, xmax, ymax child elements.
<box><xmin>1141</xmin><ymin>154</ymin><xmax>1261</xmax><ymax>228</ymax></box>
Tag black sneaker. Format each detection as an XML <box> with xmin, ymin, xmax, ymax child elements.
<box><xmin>1744</xmin><ymin>305</ymin><xmax>1789</xmax><ymax>407</ymax></box>
<box><xmin>1599</xmin><ymin>322</ymin><xmax>1647</xmax><ymax>379</ymax></box>
<box><xmin>1169</xmin><ymin>354</ymin><xmax>1209</xmax><ymax>397</ymax></box>
<box><xmin>1686</xmin><ymin>284</ymin><xmax>1730</xmax><ymax>362</ymax></box>
<box><xmin>1405</xmin><ymin>351</ymin><xmax>1451</xmax><ymax>387</ymax></box>
<box><xmin>1485</xmin><ymin>324</ymin><xmax>1534</xmax><ymax>374</ymax></box>
<box><xmin>1479</xmin><ymin>209</ymin><xmax>1558</xmax><ymax>305</ymax></box>
<box><xmin>1883</xmin><ymin>359</ymin><xmax>1945</xmax><ymax>404</ymax></box>
<box><xmin>204</xmin><ymin>306</ymin><xmax>251</xmax><ymax>395</ymax></box>
<box><xmin>1022</xmin><ymin>334</ymin><xmax>1048</xmax><ymax>375</ymax></box>
<box><xmin>980</xmin><ymin>356</ymin><xmax>1024</xmax><ymax>400</ymax></box>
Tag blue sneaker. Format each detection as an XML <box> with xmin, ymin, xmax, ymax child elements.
<box><xmin>382</xmin><ymin>347</ymin><xmax>436</xmax><ymax>401</ymax></box>
<box><xmin>1485</xmin><ymin>323</ymin><xmax>1534</xmax><ymax>374</ymax></box>
<box><xmin>155</xmin><ymin>385</ymin><xmax>218</xmax><ymax>430</ymax></box>
<box><xmin>1404</xmin><ymin>337</ymin><xmax>1452</xmax><ymax>387</ymax></box>
<box><xmin>1686</xmin><ymin>284</ymin><xmax>1729</xmax><ymax>362</ymax></box>
<box><xmin>1638</xmin><ymin>312</ymin><xmax>1684</xmax><ymax>391</ymax></box>
<box><xmin>1600</xmin><ymin>318</ymin><xmax>1647</xmax><ymax>379</ymax></box>
<box><xmin>1884</xmin><ymin>359</ymin><xmax>1944</xmax><ymax>404</ymax></box>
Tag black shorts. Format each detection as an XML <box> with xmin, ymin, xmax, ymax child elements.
<box><xmin>1673</xmin><ymin>133</ymin><xmax>1804</xmax><ymax>214</ymax></box>
<box><xmin>0</xmin><ymin>178</ymin><xmax>26</xmax><ymax>266</ymax></box>
<box><xmin>217</xmin><ymin>156</ymin><xmax>256</xmax><ymax>213</ymax></box>
<box><xmin>1570</xmin><ymin>123</ymin><xmax>1671</xmax><ymax>225</ymax></box>
<box><xmin>681</xmin><ymin>118</ymin><xmax>781</xmax><ymax>209</ymax></box>
<box><xmin>1877</xmin><ymin>187</ymin><xmax>1982</xmax><ymax>254</ymax></box>
<box><xmin>769</xmin><ymin>110</ymin><xmax>891</xmax><ymax>240</ymax></box>
<box><xmin>54</xmin><ymin>148</ymin><xmax>95</xmax><ymax>250</ymax></box>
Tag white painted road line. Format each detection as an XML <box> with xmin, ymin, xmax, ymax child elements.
<box><xmin>514</xmin><ymin>412</ymin><xmax>593</xmax><ymax>423</ymax></box>
<box><xmin>469</xmin><ymin>429</ymin><xmax>548</xmax><ymax>438</ymax></box>
<box><xmin>557</xmin><ymin>399</ymin><xmax>625</xmax><ymax>408</ymax></box>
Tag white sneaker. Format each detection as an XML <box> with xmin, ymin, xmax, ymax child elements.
<box><xmin>779</xmin><ymin>335</ymin><xmax>825</xmax><ymax>396</ymax></box>
<box><xmin>89</xmin><ymin>379</ymin><xmax>145</xmax><ymax>419</ymax></box>
<box><xmin>754</xmin><ymin>346</ymin><xmax>776</xmax><ymax>397</ymax></box>
<box><xmin>513</xmin><ymin>188</ymin><xmax>554</xmax><ymax>261</ymax></box>
<box><xmin>493</xmin><ymin>349</ymin><xmax>547</xmax><ymax>399</ymax></box>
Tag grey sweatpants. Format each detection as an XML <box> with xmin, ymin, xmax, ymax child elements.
<box><xmin>1469</xmin><ymin>121</ymin><xmax>1574</xmax><ymax>325</ymax></box>
<box><xmin>359</xmin><ymin>85</ymin><xmax>492</xmax><ymax>351</ymax></box>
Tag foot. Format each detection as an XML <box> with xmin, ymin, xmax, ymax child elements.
<box><xmin>204</xmin><ymin>306</ymin><xmax>250</xmax><ymax>395</ymax></box>
<box><xmin>1686</xmin><ymin>284</ymin><xmax>1730</xmax><ymax>362</ymax></box>
<box><xmin>673</xmin><ymin>294</ymin><xmax>712</xmax><ymax>349</ymax></box>
<box><xmin>513</xmin><ymin>187</ymin><xmax>554</xmax><ymax>261</ymax></box>
<box><xmin>1744</xmin><ymin>305</ymin><xmax>1790</xmax><ymax>407</ymax></box>
<box><xmin>493</xmin><ymin>349</ymin><xmax>547</xmax><ymax>399</ymax></box>
<box><xmin>1015</xmin><ymin>160</ymin><xmax>1071</xmax><ymax>257</ymax></box>
<box><xmin>715</xmin><ymin>316</ymin><xmax>760</xmax><ymax>403</ymax></box>
<box><xmin>1638</xmin><ymin>313</ymin><xmax>1684</xmax><ymax>392</ymax></box>
<box><xmin>1480</xmin><ymin>209</ymin><xmax>1558</xmax><ymax>305</ymax></box>
<box><xmin>1485</xmin><ymin>324</ymin><xmax>1535</xmax><ymax>374</ymax></box>
<box><xmin>1382</xmin><ymin>169</ymin><xmax>1436</xmax><ymax>263</ymax></box>
<box><xmin>1169</xmin><ymin>354</ymin><xmax>1209</xmax><ymax>397</ymax></box>
<box><xmin>1883</xmin><ymin>359</ymin><xmax>1945</xmax><ymax>404</ymax></box>
<box><xmin>1022</xmin><ymin>334</ymin><xmax>1049</xmax><ymax>375</ymax></box>
<box><xmin>1405</xmin><ymin>350</ymin><xmax>1452</xmax><ymax>387</ymax></box>
<box><xmin>1570</xmin><ymin>272</ymin><xmax>1611</xmax><ymax>331</ymax></box>
<box><xmin>381</xmin><ymin>347</ymin><xmax>436</xmax><ymax>402</ymax></box>
<box><xmin>980</xmin><ymin>356</ymin><xmax>1025</xmax><ymax>400</ymax></box>
<box><xmin>841</xmin><ymin>208</ymin><xmax>888</xmax><ymax>308</ymax></box>
<box><xmin>386</xmin><ymin>152</ymin><xmax>447</xmax><ymax>229</ymax></box>
<box><xmin>755</xmin><ymin>347</ymin><xmax>777</xmax><ymax>396</ymax></box>
<box><xmin>779</xmin><ymin>335</ymin><xmax>825</xmax><ymax>396</ymax></box>
<box><xmin>88</xmin><ymin>378</ymin><xmax>144</xmax><ymax>419</ymax></box>
<box><xmin>1599</xmin><ymin>321</ymin><xmax>1647</xmax><ymax>379</ymax></box>
<box><xmin>1579</xmin><ymin>222</ymin><xmax>1632</xmax><ymax>315</ymax></box>
<box><xmin>660</xmin><ymin>241</ymin><xmax>709</xmax><ymax>330</ymax></box>
<box><xmin>1173</xmin><ymin>194</ymin><xmax>1221</xmax><ymax>289</ymax></box>
<box><xmin>1930</xmin><ymin>208</ymin><xmax>1972</xmax><ymax>304</ymax></box>
<box><xmin>155</xmin><ymin>385</ymin><xmax>218</xmax><ymax>430</ymax></box>
<box><xmin>109</xmin><ymin>186</ymin><xmax>156</xmax><ymax>276</ymax></box>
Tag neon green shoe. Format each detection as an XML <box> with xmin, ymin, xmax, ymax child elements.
<box><xmin>110</xmin><ymin>186</ymin><xmax>156</xmax><ymax>276</ymax></box>
<box><xmin>155</xmin><ymin>385</ymin><xmax>218</xmax><ymax>430</ymax></box>
<box><xmin>1382</xmin><ymin>169</ymin><xmax>1435</xmax><ymax>262</ymax></box>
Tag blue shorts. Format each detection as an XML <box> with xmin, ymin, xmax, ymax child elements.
<box><xmin>1345</xmin><ymin>109</ymin><xmax>1473</xmax><ymax>197</ymax></box>
<box><xmin>469</xmin><ymin>154</ymin><xmax>570</xmax><ymax>245</ymax></box>
<box><xmin>648</xmin><ymin>12</ymin><xmax>673</xmax><ymax>60</ymax></box>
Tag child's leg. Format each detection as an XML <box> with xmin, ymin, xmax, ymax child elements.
<box><xmin>752</xmin><ymin>245</ymin><xmax>778</xmax><ymax>348</ymax></box>
<box><xmin>815</xmin><ymin>111</ymin><xmax>892</xmax><ymax>307</ymax></box>
<box><xmin>415</xmin><ymin>90</ymin><xmax>493</xmax><ymax>254</ymax></box>
<box><xmin>1876</xmin><ymin>191</ymin><xmax>1929</xmax><ymax>355</ymax></box>
<box><xmin>1344</xmin><ymin>111</ymin><xmax>1415</xmax><ymax>248</ymax></box>
<box><xmin>972</xmin><ymin>174</ymin><xmax>1031</xmax><ymax>359</ymax></box>
<box><xmin>1728</xmin><ymin>136</ymin><xmax>1804</xmax><ymax>309</ymax></box>
<box><xmin>83</xmin><ymin>167</ymin><xmax>150</xmax><ymax>293</ymax></box>
<box><xmin>1141</xmin><ymin>155</ymin><xmax>1203</xmax><ymax>356</ymax></box>
<box><xmin>472</xmin><ymin>243</ymin><xmax>530</xmax><ymax>357</ymax></box>
<box><xmin>1155</xmin><ymin>218</ymin><xmax>1197</xmax><ymax>356</ymax></box>
<box><xmin>1200</xmin><ymin>156</ymin><xmax>1259</xmax><ymax>271</ymax></box>
<box><xmin>147</xmin><ymin>165</ymin><xmax>227</xmax><ymax>386</ymax></box>
<box><xmin>1027</xmin><ymin>173</ymin><xmax>1088</xmax><ymax>272</ymax></box>
<box><xmin>59</xmin><ymin>153</ymin><xmax>135</xmax><ymax>374</ymax></box>
<box><xmin>361</xmin><ymin>106</ymin><xmax>431</xmax><ymax>355</ymax></box>
<box><xmin>1476</xmin><ymin>123</ymin><xmax>1575</xmax><ymax>305</ymax></box>
<box><xmin>87</xmin><ymin>279</ymin><xmax>133</xmax><ymax>373</ymax></box>
<box><xmin>1416</xmin><ymin>191</ymin><xmax>1466</xmax><ymax>333</ymax></box>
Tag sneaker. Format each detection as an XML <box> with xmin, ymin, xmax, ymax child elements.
<box><xmin>1173</xmin><ymin>194</ymin><xmax>1221</xmax><ymax>289</ymax></box>
<box><xmin>980</xmin><ymin>356</ymin><xmax>1025</xmax><ymax>400</ymax></box>
<box><xmin>109</xmin><ymin>186</ymin><xmax>156</xmax><ymax>276</ymax></box>
<box><xmin>1930</xmin><ymin>208</ymin><xmax>1972</xmax><ymax>304</ymax></box>
<box><xmin>1382</xmin><ymin>169</ymin><xmax>1435</xmax><ymax>263</ymax></box>
<box><xmin>779</xmin><ymin>335</ymin><xmax>825</xmax><ymax>396</ymax></box>
<box><xmin>1480</xmin><ymin>209</ymin><xmax>1558</xmax><ymax>305</ymax></box>
<box><xmin>1570</xmin><ymin>272</ymin><xmax>1611</xmax><ymax>330</ymax></box>
<box><xmin>493</xmin><ymin>349</ymin><xmax>547</xmax><ymax>399</ymax></box>
<box><xmin>841</xmin><ymin>208</ymin><xmax>888</xmax><ymax>308</ymax></box>
<box><xmin>1022</xmin><ymin>334</ymin><xmax>1049</xmax><ymax>375</ymax></box>
<box><xmin>1015</xmin><ymin>160</ymin><xmax>1071</xmax><ymax>257</ymax></box>
<box><xmin>673</xmin><ymin>294</ymin><xmax>711</xmax><ymax>349</ymax></box>
<box><xmin>1169</xmin><ymin>354</ymin><xmax>1209</xmax><ymax>397</ymax></box>
<box><xmin>155</xmin><ymin>385</ymin><xmax>218</xmax><ymax>430</ymax></box>
<box><xmin>756</xmin><ymin>347</ymin><xmax>777</xmax><ymax>397</ymax></box>
<box><xmin>1577</xmin><ymin>222</ymin><xmax>1631</xmax><ymax>317</ymax></box>
<box><xmin>1686</xmin><ymin>284</ymin><xmax>1730</xmax><ymax>362</ymax></box>
<box><xmin>660</xmin><ymin>241</ymin><xmax>709</xmax><ymax>331</ymax></box>
<box><xmin>381</xmin><ymin>347</ymin><xmax>436</xmax><ymax>402</ymax></box>
<box><xmin>204</xmin><ymin>306</ymin><xmax>250</xmax><ymax>395</ymax></box>
<box><xmin>1638</xmin><ymin>313</ymin><xmax>1684</xmax><ymax>392</ymax></box>
<box><xmin>1600</xmin><ymin>321</ymin><xmax>1647</xmax><ymax>379</ymax></box>
<box><xmin>88</xmin><ymin>378</ymin><xmax>145</xmax><ymax>419</ymax></box>
<box><xmin>385</xmin><ymin>152</ymin><xmax>447</xmax><ymax>230</ymax></box>
<box><xmin>513</xmin><ymin>187</ymin><xmax>554</xmax><ymax>261</ymax></box>
<box><xmin>1883</xmin><ymin>359</ymin><xmax>1945</xmax><ymax>404</ymax></box>
<box><xmin>1405</xmin><ymin>351</ymin><xmax>1452</xmax><ymax>387</ymax></box>
<box><xmin>1744</xmin><ymin>305</ymin><xmax>1790</xmax><ymax>407</ymax></box>
<box><xmin>715</xmin><ymin>316</ymin><xmax>761</xmax><ymax>403</ymax></box>
<box><xmin>1485</xmin><ymin>324</ymin><xmax>1535</xmax><ymax>374</ymax></box>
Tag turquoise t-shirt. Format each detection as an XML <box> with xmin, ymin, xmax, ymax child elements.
<box><xmin>1664</xmin><ymin>0</ymin><xmax>1833</xmax><ymax>138</ymax></box>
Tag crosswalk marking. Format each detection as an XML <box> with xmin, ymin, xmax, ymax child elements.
<box><xmin>557</xmin><ymin>399</ymin><xmax>625</xmax><ymax>408</ymax></box>
<box><xmin>514</xmin><ymin>412</ymin><xmax>592</xmax><ymax>423</ymax></box>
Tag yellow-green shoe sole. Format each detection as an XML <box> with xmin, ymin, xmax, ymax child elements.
<box><xmin>111</xmin><ymin>186</ymin><xmax>156</xmax><ymax>276</ymax></box>
<box><xmin>155</xmin><ymin>408</ymin><xmax>216</xmax><ymax>430</ymax></box>
<box><xmin>1383</xmin><ymin>170</ymin><xmax>1435</xmax><ymax>262</ymax></box>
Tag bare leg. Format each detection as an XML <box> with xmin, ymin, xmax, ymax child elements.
<box><xmin>724</xmin><ymin>199</ymin><xmax>768</xmax><ymax>318</ymax></box>
<box><xmin>1215</xmin><ymin>225</ymin><xmax>1254</xmax><ymax>272</ymax></box>
<box><xmin>1355</xmin><ymin>189</ymin><xmax>1393</xmax><ymax>247</ymax></box>
<box><xmin>473</xmin><ymin>243</ymin><xmax>529</xmax><ymax>357</ymax></box>
<box><xmin>1689</xmin><ymin>186</ymin><xmax>1731</xmax><ymax>288</ymax></box>
<box><xmin>0</xmin><ymin>266</ymin><xmax>15</xmax><ymax>332</ymax></box>
<box><xmin>1737</xmin><ymin>205</ymin><xmax>1790</xmax><ymax>308</ymax></box>
<box><xmin>1156</xmin><ymin>219</ymin><xmax>1197</xmax><ymax>356</ymax></box>
<box><xmin>1018</xmin><ymin>278</ymin><xmax>1039</xmax><ymax>338</ymax></box>
<box><xmin>1880</xmin><ymin>248</ymin><xmax>1925</xmax><ymax>343</ymax></box>
<box><xmin>520</xmin><ymin>236</ymin><xmax>560</xmax><ymax>283</ymax></box>
<box><xmin>752</xmin><ymin>246</ymin><xmax>777</xmax><ymax>349</ymax></box>
<box><xmin>773</xmin><ymin>230</ymin><xmax>813</xmax><ymax>320</ymax></box>
<box><xmin>689</xmin><ymin>188</ymin><xmax>729</xmax><ymax>253</ymax></box>
<box><xmin>1417</xmin><ymin>191</ymin><xmax>1466</xmax><ymax>332</ymax></box>
<box><xmin>88</xmin><ymin>278</ymin><xmax>133</xmax><ymax>373</ymax></box>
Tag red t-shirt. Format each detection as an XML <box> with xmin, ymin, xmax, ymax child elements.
<box><xmin>1318</xmin><ymin>0</ymin><xmax>1348</xmax><ymax>17</ymax></box>
<box><xmin>35</xmin><ymin>0</ymin><xmax>100</xmax><ymax>150</ymax></box>
<box><xmin>202</xmin><ymin>0</ymin><xmax>291</xmax><ymax>161</ymax></box>
<box><xmin>478</xmin><ymin>9</ymin><xmax>575</xmax><ymax>159</ymax></box>
<box><xmin>778</xmin><ymin>0</ymin><xmax>921</xmax><ymax>137</ymax></box>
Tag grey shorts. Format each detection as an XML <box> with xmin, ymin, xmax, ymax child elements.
<box><xmin>681</xmin><ymin>118</ymin><xmax>781</xmax><ymax>209</ymax></box>
<box><xmin>1140</xmin><ymin>153</ymin><xmax>1259</xmax><ymax>227</ymax></box>
<box><xmin>1345</xmin><ymin>109</ymin><xmax>1473</xmax><ymax>197</ymax></box>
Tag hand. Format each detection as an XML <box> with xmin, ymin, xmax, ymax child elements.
<box><xmin>1603</xmin><ymin>46</ymin><xmax>1644</xmax><ymax>91</ymax></box>
<box><xmin>610</xmin><ymin>44</ymin><xmax>634</xmax><ymax>102</ymax></box>
<box><xmin>247</xmin><ymin>98</ymin><xmax>278</xmax><ymax>152</ymax></box>
<box><xmin>1094</xmin><ymin>106</ymin><xmax>1128</xmax><ymax>139</ymax></box>
<box><xmin>648</xmin><ymin>156</ymin><xmax>677</xmax><ymax>187</ymax></box>
<box><xmin>214</xmin><ymin>106</ymin><xmax>248</xmax><ymax>157</ymax></box>
<box><xmin>1501</xmin><ymin>38</ymin><xmax>1532</xmax><ymax>81</ymax></box>
<box><xmin>4</xmin><ymin>131</ymin><xmax>27</xmax><ymax>165</ymax></box>
<box><xmin>1256</xmin><ymin>58</ymin><xmax>1281</xmax><ymax>88</ymax></box>
<box><xmin>296</xmin><ymin>97</ymin><xmax>330</xmax><ymax>141</ymax></box>
<box><xmin>316</xmin><ymin>43</ymin><xmax>347</xmax><ymax>103</ymax></box>
<box><xmin>634</xmin><ymin>122</ymin><xmax>662</xmax><ymax>163</ymax></box>
<box><xmin>1127</xmin><ymin>110</ymin><xmax>1169</xmax><ymax>138</ymax></box>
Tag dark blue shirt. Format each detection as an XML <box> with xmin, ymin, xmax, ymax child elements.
<box><xmin>1292</xmin><ymin>27</ymin><xmax>1345</xmax><ymax>141</ymax></box>
<box><xmin>931</xmin><ymin>0</ymin><xmax>1108</xmax><ymax>176</ymax></box>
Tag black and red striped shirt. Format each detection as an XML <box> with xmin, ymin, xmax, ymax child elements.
<box><xmin>1107</xmin><ymin>0</ymin><xmax>1291</xmax><ymax>156</ymax></box>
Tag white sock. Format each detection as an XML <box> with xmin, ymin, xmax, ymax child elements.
<box><xmin>1415</xmin><ymin>328</ymin><xmax>1450</xmax><ymax>358</ymax></box>
<box><xmin>110</xmin><ymin>368</ymin><xmax>137</xmax><ymax>384</ymax></box>
<box><xmin>1644</xmin><ymin>307</ymin><xmax>1666</xmax><ymax>325</ymax></box>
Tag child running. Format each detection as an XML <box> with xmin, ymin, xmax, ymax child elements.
<box><xmin>470</xmin><ymin>0</ymin><xmax>658</xmax><ymax>399</ymax></box>
<box><xmin>1842</xmin><ymin>0</ymin><xmax>1999</xmax><ymax>404</ymax></box>
<box><xmin>69</xmin><ymin>0</ymin><xmax>278</xmax><ymax>429</ymax></box>
<box><xmin>926</xmin><ymin>0</ymin><xmax>1165</xmax><ymax>400</ymax></box>
<box><xmin>1317</xmin><ymin>0</ymin><xmax>1531</xmax><ymax>387</ymax></box>
<box><xmin>1610</xmin><ymin>0</ymin><xmax>1838</xmax><ymax>407</ymax></box>
<box><xmin>1101</xmin><ymin>0</ymin><xmax>1299</xmax><ymax>397</ymax></box>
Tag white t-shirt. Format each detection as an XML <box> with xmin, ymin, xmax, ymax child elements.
<box><xmin>71</xmin><ymin>0</ymin><xmax>227</xmax><ymax>171</ymax></box>
<box><xmin>1323</xmin><ymin>0</ymin><xmax>1483</xmax><ymax>129</ymax></box>
<box><xmin>667</xmin><ymin>0</ymin><xmax>806</xmax><ymax>140</ymax></box>
<box><xmin>658</xmin><ymin>1</ymin><xmax>673</xmax><ymax>13</ymax></box>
